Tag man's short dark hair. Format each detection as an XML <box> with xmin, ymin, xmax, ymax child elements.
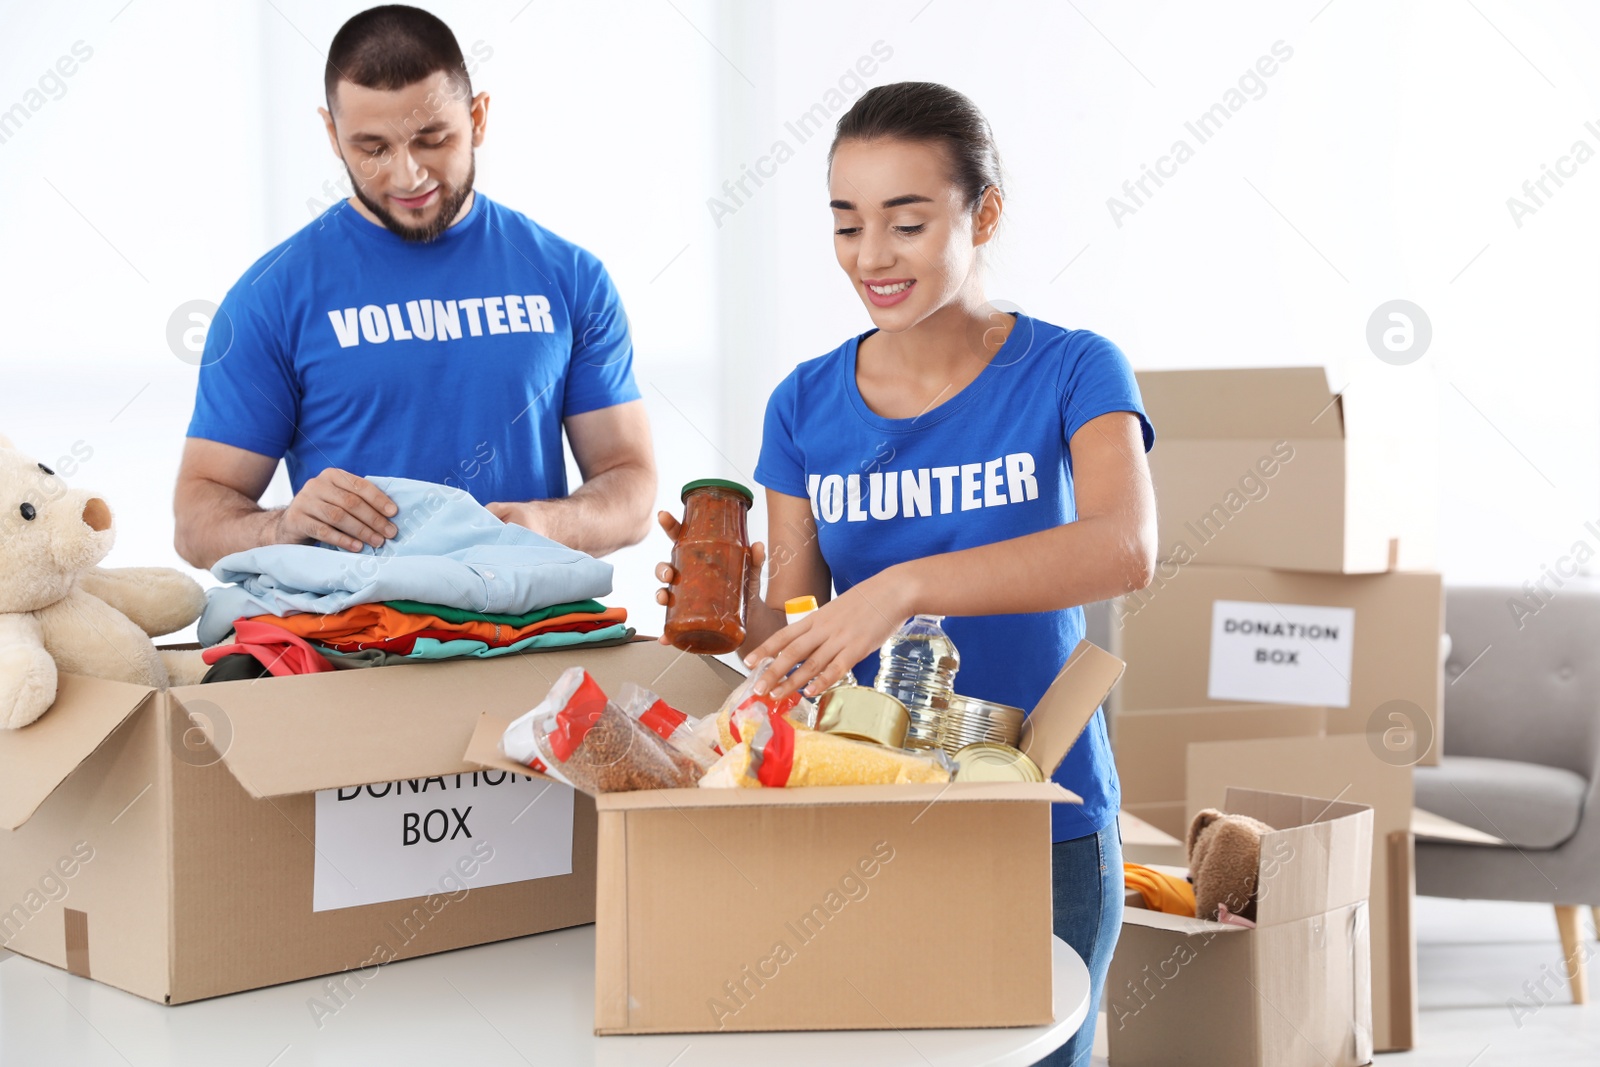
<box><xmin>325</xmin><ymin>5</ymin><xmax>470</xmax><ymax>110</ymax></box>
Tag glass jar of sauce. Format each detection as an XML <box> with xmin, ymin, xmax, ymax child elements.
<box><xmin>663</xmin><ymin>479</ymin><xmax>753</xmax><ymax>655</ymax></box>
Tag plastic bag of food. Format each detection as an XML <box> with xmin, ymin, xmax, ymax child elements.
<box><xmin>713</xmin><ymin>658</ymin><xmax>818</xmax><ymax>752</ymax></box>
<box><xmin>699</xmin><ymin>709</ymin><xmax>953</xmax><ymax>788</ymax></box>
<box><xmin>617</xmin><ymin>682</ymin><xmax>721</xmax><ymax>773</ymax></box>
<box><xmin>501</xmin><ymin>667</ymin><xmax>698</xmax><ymax>794</ymax></box>
<box><xmin>689</xmin><ymin>706</ymin><xmax>725</xmax><ymax>755</ymax></box>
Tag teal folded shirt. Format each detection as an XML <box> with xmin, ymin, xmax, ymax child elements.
<box><xmin>319</xmin><ymin>623</ymin><xmax>633</xmax><ymax>662</ymax></box>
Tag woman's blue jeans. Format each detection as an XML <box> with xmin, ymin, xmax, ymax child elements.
<box><xmin>1034</xmin><ymin>820</ymin><xmax>1124</xmax><ymax>1066</ymax></box>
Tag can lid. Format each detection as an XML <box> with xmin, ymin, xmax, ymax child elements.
<box><xmin>951</xmin><ymin>742</ymin><xmax>1044</xmax><ymax>783</ymax></box>
<box><xmin>784</xmin><ymin>595</ymin><xmax>819</xmax><ymax>616</ymax></box>
<box><xmin>681</xmin><ymin>478</ymin><xmax>754</xmax><ymax>504</ymax></box>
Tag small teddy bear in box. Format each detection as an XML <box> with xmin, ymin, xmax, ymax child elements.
<box><xmin>0</xmin><ymin>435</ymin><xmax>208</xmax><ymax>728</ymax></box>
<box><xmin>1188</xmin><ymin>806</ymin><xmax>1275</xmax><ymax>926</ymax></box>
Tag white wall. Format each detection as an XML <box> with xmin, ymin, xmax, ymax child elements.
<box><xmin>716</xmin><ymin>0</ymin><xmax>1600</xmax><ymax>587</ymax></box>
<box><xmin>1</xmin><ymin>0</ymin><xmax>1596</xmax><ymax>643</ymax></box>
<box><xmin>0</xmin><ymin>0</ymin><xmax>722</xmax><ymax>634</ymax></box>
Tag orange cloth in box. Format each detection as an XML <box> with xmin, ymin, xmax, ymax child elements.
<box><xmin>248</xmin><ymin>603</ymin><xmax>628</xmax><ymax>648</ymax></box>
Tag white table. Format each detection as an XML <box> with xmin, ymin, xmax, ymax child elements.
<box><xmin>0</xmin><ymin>926</ymin><xmax>1089</xmax><ymax>1066</ymax></box>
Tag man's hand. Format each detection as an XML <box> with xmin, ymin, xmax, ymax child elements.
<box><xmin>177</xmin><ymin>440</ymin><xmax>401</xmax><ymax>569</ymax></box>
<box><xmin>487</xmin><ymin>499</ymin><xmax>550</xmax><ymax>536</ymax></box>
<box><xmin>479</xmin><ymin>401</ymin><xmax>656</xmax><ymax>557</ymax></box>
<box><xmin>280</xmin><ymin>468</ymin><xmax>398</xmax><ymax>552</ymax></box>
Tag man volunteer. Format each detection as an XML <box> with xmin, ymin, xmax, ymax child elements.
<box><xmin>174</xmin><ymin>5</ymin><xmax>654</xmax><ymax>568</ymax></box>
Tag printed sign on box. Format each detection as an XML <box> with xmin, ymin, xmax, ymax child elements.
<box><xmin>1207</xmin><ymin>599</ymin><xmax>1355</xmax><ymax>708</ymax></box>
<box><xmin>313</xmin><ymin>770</ymin><xmax>575</xmax><ymax>911</ymax></box>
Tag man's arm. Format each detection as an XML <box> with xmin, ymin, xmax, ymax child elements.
<box><xmin>174</xmin><ymin>439</ymin><xmax>398</xmax><ymax>570</ymax></box>
<box><xmin>487</xmin><ymin>399</ymin><xmax>656</xmax><ymax>557</ymax></box>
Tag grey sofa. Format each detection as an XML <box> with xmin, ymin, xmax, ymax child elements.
<box><xmin>1415</xmin><ymin>584</ymin><xmax>1600</xmax><ymax>1004</ymax></box>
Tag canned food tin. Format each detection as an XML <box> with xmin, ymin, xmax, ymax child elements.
<box><xmin>951</xmin><ymin>742</ymin><xmax>1045</xmax><ymax>783</ymax></box>
<box><xmin>815</xmin><ymin>686</ymin><xmax>911</xmax><ymax>748</ymax></box>
<box><xmin>937</xmin><ymin>693</ymin><xmax>1026</xmax><ymax>754</ymax></box>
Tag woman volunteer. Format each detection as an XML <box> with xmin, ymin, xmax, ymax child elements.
<box><xmin>656</xmin><ymin>81</ymin><xmax>1156</xmax><ymax>1065</ymax></box>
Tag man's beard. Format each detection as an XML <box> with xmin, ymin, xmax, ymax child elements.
<box><xmin>348</xmin><ymin>157</ymin><xmax>476</xmax><ymax>244</ymax></box>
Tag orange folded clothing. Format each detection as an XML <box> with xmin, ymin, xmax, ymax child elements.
<box><xmin>1123</xmin><ymin>862</ymin><xmax>1197</xmax><ymax>917</ymax></box>
<box><xmin>248</xmin><ymin>603</ymin><xmax>629</xmax><ymax>647</ymax></box>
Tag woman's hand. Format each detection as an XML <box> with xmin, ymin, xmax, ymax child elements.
<box><xmin>743</xmin><ymin>568</ymin><xmax>913</xmax><ymax>700</ymax></box>
<box><xmin>653</xmin><ymin>510</ymin><xmax>766</xmax><ymax>646</ymax></box>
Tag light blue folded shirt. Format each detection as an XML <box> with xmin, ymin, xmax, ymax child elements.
<box><xmin>199</xmin><ymin>477</ymin><xmax>614</xmax><ymax>646</ymax></box>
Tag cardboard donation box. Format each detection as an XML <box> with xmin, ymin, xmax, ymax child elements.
<box><xmin>1107</xmin><ymin>788</ymin><xmax>1375</xmax><ymax>1067</ymax></box>
<box><xmin>1187</xmin><ymin>734</ymin><xmax>1416</xmax><ymax>1054</ymax></box>
<box><xmin>464</xmin><ymin>640</ymin><xmax>1127</xmax><ymax>1035</ymax></box>
<box><xmin>1136</xmin><ymin>366</ymin><xmax>1430</xmax><ymax>573</ymax></box>
<box><xmin>1114</xmin><ymin>564</ymin><xmax>1445</xmax><ymax>766</ymax></box>
<box><xmin>0</xmin><ymin>642</ymin><xmax>731</xmax><ymax>1004</ymax></box>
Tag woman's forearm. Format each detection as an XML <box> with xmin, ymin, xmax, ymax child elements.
<box><xmin>738</xmin><ymin>598</ymin><xmax>788</xmax><ymax>661</ymax></box>
<box><xmin>890</xmin><ymin>515</ymin><xmax>1156</xmax><ymax>620</ymax></box>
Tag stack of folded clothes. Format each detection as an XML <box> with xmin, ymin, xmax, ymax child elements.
<box><xmin>196</xmin><ymin>477</ymin><xmax>633</xmax><ymax>682</ymax></box>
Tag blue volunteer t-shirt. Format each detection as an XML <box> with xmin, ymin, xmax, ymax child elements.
<box><xmin>754</xmin><ymin>314</ymin><xmax>1154</xmax><ymax>842</ymax></box>
<box><xmin>187</xmin><ymin>193</ymin><xmax>640</xmax><ymax>502</ymax></box>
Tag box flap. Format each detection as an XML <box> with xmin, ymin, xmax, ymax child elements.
<box><xmin>1018</xmin><ymin>639</ymin><xmax>1125</xmax><ymax>778</ymax></box>
<box><xmin>1136</xmin><ymin>367</ymin><xmax>1344</xmax><ymax>440</ymax></box>
<box><xmin>1119</xmin><ymin>810</ymin><xmax>1184</xmax><ymax>851</ymax></box>
<box><xmin>1121</xmin><ymin>905</ymin><xmax>1251</xmax><ymax>937</ymax></box>
<box><xmin>1412</xmin><ymin>806</ymin><xmax>1506</xmax><ymax>845</ymax></box>
<box><xmin>0</xmin><ymin>673</ymin><xmax>154</xmax><ymax>831</ymax></box>
<box><xmin>182</xmin><ymin>641</ymin><xmax>740</xmax><ymax>799</ymax></box>
<box><xmin>463</xmin><ymin>708</ymin><xmax>562</xmax><ymax>783</ymax></box>
<box><xmin>1226</xmin><ymin>787</ymin><xmax>1375</xmax><ymax>926</ymax></box>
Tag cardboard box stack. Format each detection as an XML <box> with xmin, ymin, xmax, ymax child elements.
<box><xmin>1111</xmin><ymin>367</ymin><xmax>1445</xmax><ymax>1054</ymax></box>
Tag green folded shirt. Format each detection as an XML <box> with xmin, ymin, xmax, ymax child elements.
<box><xmin>380</xmin><ymin>599</ymin><xmax>609</xmax><ymax>626</ymax></box>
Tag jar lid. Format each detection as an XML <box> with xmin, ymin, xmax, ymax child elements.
<box><xmin>681</xmin><ymin>478</ymin><xmax>754</xmax><ymax>504</ymax></box>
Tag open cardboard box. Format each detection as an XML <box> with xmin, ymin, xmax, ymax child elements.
<box><xmin>464</xmin><ymin>639</ymin><xmax>1127</xmax><ymax>1035</ymax></box>
<box><xmin>0</xmin><ymin>642</ymin><xmax>736</xmax><ymax>1004</ymax></box>
<box><xmin>1136</xmin><ymin>366</ymin><xmax>1433</xmax><ymax>573</ymax></box>
<box><xmin>1108</xmin><ymin>787</ymin><xmax>1375</xmax><ymax>1067</ymax></box>
<box><xmin>1186</xmin><ymin>734</ymin><xmax>1410</xmax><ymax>1053</ymax></box>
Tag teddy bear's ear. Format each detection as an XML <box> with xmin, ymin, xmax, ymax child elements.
<box><xmin>0</xmin><ymin>433</ymin><xmax>14</xmax><ymax>451</ymax></box>
<box><xmin>1187</xmin><ymin>808</ymin><xmax>1224</xmax><ymax>862</ymax></box>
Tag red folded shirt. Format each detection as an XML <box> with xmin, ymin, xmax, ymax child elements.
<box><xmin>203</xmin><ymin>618</ymin><xmax>336</xmax><ymax>677</ymax></box>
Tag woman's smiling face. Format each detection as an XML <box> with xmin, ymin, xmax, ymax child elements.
<box><xmin>828</xmin><ymin>137</ymin><xmax>998</xmax><ymax>333</ymax></box>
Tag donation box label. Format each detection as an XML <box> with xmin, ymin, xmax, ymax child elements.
<box><xmin>1207</xmin><ymin>599</ymin><xmax>1355</xmax><ymax>708</ymax></box>
<box><xmin>312</xmin><ymin>771</ymin><xmax>574</xmax><ymax>912</ymax></box>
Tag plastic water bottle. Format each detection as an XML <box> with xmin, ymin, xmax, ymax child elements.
<box><xmin>873</xmin><ymin>615</ymin><xmax>960</xmax><ymax>749</ymax></box>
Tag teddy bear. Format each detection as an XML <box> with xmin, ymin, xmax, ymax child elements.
<box><xmin>0</xmin><ymin>435</ymin><xmax>209</xmax><ymax>729</ymax></box>
<box><xmin>1187</xmin><ymin>807</ymin><xmax>1275</xmax><ymax>925</ymax></box>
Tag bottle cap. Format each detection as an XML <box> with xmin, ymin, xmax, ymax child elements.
<box><xmin>680</xmin><ymin>478</ymin><xmax>753</xmax><ymax>504</ymax></box>
<box><xmin>784</xmin><ymin>595</ymin><xmax>819</xmax><ymax>622</ymax></box>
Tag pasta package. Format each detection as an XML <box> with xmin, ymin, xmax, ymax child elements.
<box><xmin>617</xmin><ymin>682</ymin><xmax>720</xmax><ymax>773</ymax></box>
<box><xmin>700</xmin><ymin>709</ymin><xmax>953</xmax><ymax>788</ymax></box>
<box><xmin>714</xmin><ymin>658</ymin><xmax>818</xmax><ymax>752</ymax></box>
<box><xmin>501</xmin><ymin>667</ymin><xmax>698</xmax><ymax>795</ymax></box>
